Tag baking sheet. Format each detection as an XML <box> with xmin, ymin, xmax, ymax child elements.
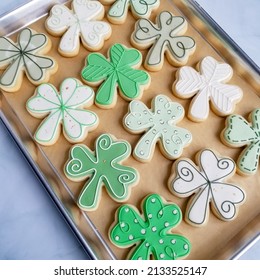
<box><xmin>0</xmin><ymin>0</ymin><xmax>259</xmax><ymax>260</ymax></box>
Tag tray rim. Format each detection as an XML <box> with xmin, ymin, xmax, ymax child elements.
<box><xmin>0</xmin><ymin>111</ymin><xmax>100</xmax><ymax>260</ymax></box>
<box><xmin>184</xmin><ymin>0</ymin><xmax>260</xmax><ymax>75</ymax></box>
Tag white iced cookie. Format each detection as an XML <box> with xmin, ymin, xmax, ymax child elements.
<box><xmin>101</xmin><ymin>0</ymin><xmax>160</xmax><ymax>24</ymax></box>
<box><xmin>26</xmin><ymin>77</ymin><xmax>99</xmax><ymax>146</ymax></box>
<box><xmin>173</xmin><ymin>56</ymin><xmax>243</xmax><ymax>122</ymax></box>
<box><xmin>124</xmin><ymin>94</ymin><xmax>192</xmax><ymax>162</ymax></box>
<box><xmin>45</xmin><ymin>0</ymin><xmax>111</xmax><ymax>57</ymax></box>
<box><xmin>0</xmin><ymin>28</ymin><xmax>57</xmax><ymax>92</ymax></box>
<box><xmin>168</xmin><ymin>149</ymin><xmax>246</xmax><ymax>226</ymax></box>
<box><xmin>131</xmin><ymin>11</ymin><xmax>196</xmax><ymax>71</ymax></box>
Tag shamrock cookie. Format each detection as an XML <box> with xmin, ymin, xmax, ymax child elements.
<box><xmin>65</xmin><ymin>134</ymin><xmax>139</xmax><ymax>211</ymax></box>
<box><xmin>0</xmin><ymin>28</ymin><xmax>57</xmax><ymax>92</ymax></box>
<box><xmin>26</xmin><ymin>78</ymin><xmax>98</xmax><ymax>145</ymax></box>
<box><xmin>81</xmin><ymin>43</ymin><xmax>150</xmax><ymax>109</ymax></box>
<box><xmin>168</xmin><ymin>149</ymin><xmax>245</xmax><ymax>226</ymax></box>
<box><xmin>101</xmin><ymin>0</ymin><xmax>160</xmax><ymax>24</ymax></box>
<box><xmin>222</xmin><ymin>109</ymin><xmax>260</xmax><ymax>176</ymax></box>
<box><xmin>45</xmin><ymin>0</ymin><xmax>111</xmax><ymax>57</ymax></box>
<box><xmin>124</xmin><ymin>94</ymin><xmax>192</xmax><ymax>162</ymax></box>
<box><xmin>173</xmin><ymin>56</ymin><xmax>243</xmax><ymax>122</ymax></box>
<box><xmin>110</xmin><ymin>193</ymin><xmax>191</xmax><ymax>260</ymax></box>
<box><xmin>131</xmin><ymin>11</ymin><xmax>196</xmax><ymax>71</ymax></box>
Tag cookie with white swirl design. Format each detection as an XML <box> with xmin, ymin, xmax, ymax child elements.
<box><xmin>45</xmin><ymin>0</ymin><xmax>111</xmax><ymax>57</ymax></box>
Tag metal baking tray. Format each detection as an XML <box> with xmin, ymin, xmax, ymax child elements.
<box><xmin>0</xmin><ymin>0</ymin><xmax>259</xmax><ymax>260</ymax></box>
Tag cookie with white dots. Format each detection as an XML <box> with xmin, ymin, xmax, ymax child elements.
<box><xmin>109</xmin><ymin>193</ymin><xmax>191</xmax><ymax>260</ymax></box>
<box><xmin>123</xmin><ymin>94</ymin><xmax>192</xmax><ymax>162</ymax></box>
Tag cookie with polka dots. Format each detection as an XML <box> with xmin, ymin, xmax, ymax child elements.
<box><xmin>109</xmin><ymin>193</ymin><xmax>191</xmax><ymax>260</ymax></box>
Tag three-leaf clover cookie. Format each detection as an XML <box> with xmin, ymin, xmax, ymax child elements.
<box><xmin>65</xmin><ymin>134</ymin><xmax>139</xmax><ymax>211</ymax></box>
<box><xmin>26</xmin><ymin>78</ymin><xmax>98</xmax><ymax>145</ymax></box>
<box><xmin>81</xmin><ymin>43</ymin><xmax>150</xmax><ymax>108</ymax></box>
<box><xmin>168</xmin><ymin>149</ymin><xmax>245</xmax><ymax>226</ymax></box>
<box><xmin>101</xmin><ymin>0</ymin><xmax>160</xmax><ymax>24</ymax></box>
<box><xmin>124</xmin><ymin>94</ymin><xmax>192</xmax><ymax>162</ymax></box>
<box><xmin>45</xmin><ymin>0</ymin><xmax>111</xmax><ymax>56</ymax></box>
<box><xmin>110</xmin><ymin>193</ymin><xmax>191</xmax><ymax>260</ymax></box>
<box><xmin>174</xmin><ymin>56</ymin><xmax>243</xmax><ymax>122</ymax></box>
<box><xmin>131</xmin><ymin>11</ymin><xmax>196</xmax><ymax>71</ymax></box>
<box><xmin>222</xmin><ymin>109</ymin><xmax>260</xmax><ymax>176</ymax></box>
<box><xmin>0</xmin><ymin>28</ymin><xmax>57</xmax><ymax>92</ymax></box>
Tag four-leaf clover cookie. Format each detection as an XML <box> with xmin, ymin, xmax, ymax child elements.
<box><xmin>110</xmin><ymin>193</ymin><xmax>191</xmax><ymax>260</ymax></box>
<box><xmin>26</xmin><ymin>78</ymin><xmax>98</xmax><ymax>145</ymax></box>
<box><xmin>0</xmin><ymin>28</ymin><xmax>57</xmax><ymax>92</ymax></box>
<box><xmin>222</xmin><ymin>109</ymin><xmax>260</xmax><ymax>176</ymax></box>
<box><xmin>65</xmin><ymin>134</ymin><xmax>139</xmax><ymax>211</ymax></box>
<box><xmin>101</xmin><ymin>0</ymin><xmax>160</xmax><ymax>24</ymax></box>
<box><xmin>45</xmin><ymin>0</ymin><xmax>111</xmax><ymax>56</ymax></box>
<box><xmin>131</xmin><ymin>11</ymin><xmax>196</xmax><ymax>71</ymax></box>
<box><xmin>174</xmin><ymin>56</ymin><xmax>243</xmax><ymax>122</ymax></box>
<box><xmin>124</xmin><ymin>95</ymin><xmax>192</xmax><ymax>162</ymax></box>
<box><xmin>168</xmin><ymin>149</ymin><xmax>245</xmax><ymax>226</ymax></box>
<box><xmin>81</xmin><ymin>43</ymin><xmax>150</xmax><ymax>109</ymax></box>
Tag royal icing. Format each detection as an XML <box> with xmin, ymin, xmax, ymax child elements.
<box><xmin>131</xmin><ymin>11</ymin><xmax>196</xmax><ymax>71</ymax></box>
<box><xmin>103</xmin><ymin>0</ymin><xmax>160</xmax><ymax>24</ymax></box>
<box><xmin>169</xmin><ymin>149</ymin><xmax>245</xmax><ymax>226</ymax></box>
<box><xmin>110</xmin><ymin>193</ymin><xmax>191</xmax><ymax>260</ymax></box>
<box><xmin>124</xmin><ymin>94</ymin><xmax>192</xmax><ymax>162</ymax></box>
<box><xmin>0</xmin><ymin>28</ymin><xmax>56</xmax><ymax>92</ymax></box>
<box><xmin>81</xmin><ymin>43</ymin><xmax>150</xmax><ymax>108</ymax></box>
<box><xmin>222</xmin><ymin>109</ymin><xmax>260</xmax><ymax>175</ymax></box>
<box><xmin>65</xmin><ymin>134</ymin><xmax>139</xmax><ymax>211</ymax></box>
<box><xmin>174</xmin><ymin>56</ymin><xmax>243</xmax><ymax>122</ymax></box>
<box><xmin>26</xmin><ymin>78</ymin><xmax>98</xmax><ymax>145</ymax></box>
<box><xmin>46</xmin><ymin>0</ymin><xmax>111</xmax><ymax>56</ymax></box>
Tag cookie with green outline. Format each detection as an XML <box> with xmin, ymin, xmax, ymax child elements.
<box><xmin>26</xmin><ymin>77</ymin><xmax>98</xmax><ymax>145</ymax></box>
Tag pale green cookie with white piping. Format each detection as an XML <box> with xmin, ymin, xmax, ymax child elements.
<box><xmin>124</xmin><ymin>94</ymin><xmax>192</xmax><ymax>162</ymax></box>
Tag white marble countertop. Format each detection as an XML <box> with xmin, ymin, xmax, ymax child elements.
<box><xmin>0</xmin><ymin>0</ymin><xmax>259</xmax><ymax>260</ymax></box>
<box><xmin>196</xmin><ymin>0</ymin><xmax>260</xmax><ymax>68</ymax></box>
